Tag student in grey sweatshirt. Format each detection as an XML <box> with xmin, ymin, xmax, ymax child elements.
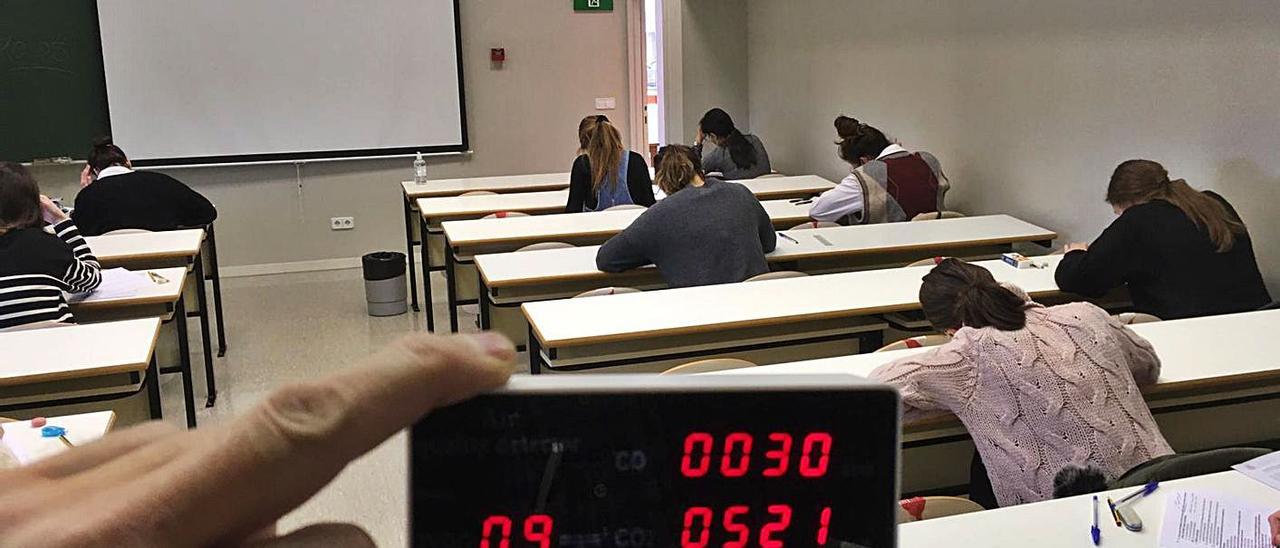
<box><xmin>694</xmin><ymin>108</ymin><xmax>772</xmax><ymax>180</ymax></box>
<box><xmin>596</xmin><ymin>145</ymin><xmax>777</xmax><ymax>288</ymax></box>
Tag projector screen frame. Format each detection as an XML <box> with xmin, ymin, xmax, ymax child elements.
<box><xmin>120</xmin><ymin>0</ymin><xmax>469</xmax><ymax>168</ymax></box>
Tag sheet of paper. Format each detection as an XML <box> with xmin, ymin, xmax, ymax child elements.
<box><xmin>1232</xmin><ymin>451</ymin><xmax>1280</xmax><ymax>492</ymax></box>
<box><xmin>1159</xmin><ymin>490</ymin><xmax>1272</xmax><ymax>548</ymax></box>
<box><xmin>67</xmin><ymin>268</ymin><xmax>151</xmax><ymax>303</ymax></box>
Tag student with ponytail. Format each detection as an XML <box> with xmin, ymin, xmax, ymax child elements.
<box><xmin>1056</xmin><ymin>159</ymin><xmax>1270</xmax><ymax>319</ymax></box>
<box><xmin>565</xmin><ymin>115</ymin><xmax>655</xmax><ymax>213</ymax></box>
<box><xmin>596</xmin><ymin>145</ymin><xmax>775</xmax><ymax>288</ymax></box>
<box><xmin>72</xmin><ymin>139</ymin><xmax>217</xmax><ymax>236</ymax></box>
<box><xmin>810</xmin><ymin>116</ymin><xmax>949</xmax><ymax>224</ymax></box>
<box><xmin>694</xmin><ymin>108</ymin><xmax>771</xmax><ymax>180</ymax></box>
<box><xmin>870</xmin><ymin>258</ymin><xmax>1172</xmax><ymax>508</ymax></box>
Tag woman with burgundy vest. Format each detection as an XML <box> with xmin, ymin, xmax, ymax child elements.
<box><xmin>809</xmin><ymin>116</ymin><xmax>950</xmax><ymax>224</ymax></box>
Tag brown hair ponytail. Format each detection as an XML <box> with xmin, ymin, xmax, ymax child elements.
<box><xmin>653</xmin><ymin>145</ymin><xmax>703</xmax><ymax>195</ymax></box>
<box><xmin>577</xmin><ymin>116</ymin><xmax>624</xmax><ymax>192</ymax></box>
<box><xmin>833</xmin><ymin>115</ymin><xmax>891</xmax><ymax>165</ymax></box>
<box><xmin>919</xmin><ymin>258</ymin><xmax>1028</xmax><ymax>331</ymax></box>
<box><xmin>0</xmin><ymin>162</ymin><xmax>42</xmax><ymax>235</ymax></box>
<box><xmin>1106</xmin><ymin>159</ymin><xmax>1245</xmax><ymax>252</ymax></box>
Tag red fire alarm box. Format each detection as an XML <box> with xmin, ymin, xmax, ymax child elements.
<box><xmin>490</xmin><ymin>48</ymin><xmax>506</xmax><ymax>62</ymax></box>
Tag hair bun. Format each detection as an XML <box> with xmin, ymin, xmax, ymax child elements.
<box><xmin>834</xmin><ymin>116</ymin><xmax>862</xmax><ymax>139</ymax></box>
<box><xmin>92</xmin><ymin>136</ymin><xmax>115</xmax><ymax>149</ymax></box>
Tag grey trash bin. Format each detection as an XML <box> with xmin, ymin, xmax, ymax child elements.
<box><xmin>362</xmin><ymin>252</ymin><xmax>408</xmax><ymax>317</ymax></box>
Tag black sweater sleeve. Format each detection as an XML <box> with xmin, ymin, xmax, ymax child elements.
<box><xmin>164</xmin><ymin>175</ymin><xmax>218</xmax><ymax>228</ymax></box>
<box><xmin>1055</xmin><ymin>214</ymin><xmax>1140</xmax><ymax>297</ymax></box>
<box><xmin>627</xmin><ymin>152</ymin><xmax>656</xmax><ymax>207</ymax></box>
<box><xmin>70</xmin><ymin>192</ymin><xmax>107</xmax><ymax>237</ymax></box>
<box><xmin>565</xmin><ymin>155</ymin><xmax>592</xmax><ymax>213</ymax></box>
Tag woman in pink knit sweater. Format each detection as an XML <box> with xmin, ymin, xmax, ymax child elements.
<box><xmin>870</xmin><ymin>259</ymin><xmax>1173</xmax><ymax>508</ymax></box>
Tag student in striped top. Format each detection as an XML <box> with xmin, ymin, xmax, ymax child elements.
<box><xmin>0</xmin><ymin>162</ymin><xmax>102</xmax><ymax>331</ymax></box>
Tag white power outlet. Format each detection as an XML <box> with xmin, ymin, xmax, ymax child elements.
<box><xmin>330</xmin><ymin>217</ymin><xmax>355</xmax><ymax>231</ymax></box>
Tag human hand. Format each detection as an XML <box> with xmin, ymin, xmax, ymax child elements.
<box><xmin>1269</xmin><ymin>509</ymin><xmax>1279</xmax><ymax>546</ymax></box>
<box><xmin>38</xmin><ymin>195</ymin><xmax>68</xmax><ymax>225</ymax></box>
<box><xmin>695</xmin><ymin>127</ymin><xmax>704</xmax><ymax>146</ymax></box>
<box><xmin>1062</xmin><ymin>242</ymin><xmax>1089</xmax><ymax>254</ymax></box>
<box><xmin>80</xmin><ymin>165</ymin><xmax>94</xmax><ymax>188</ymax></box>
<box><xmin>0</xmin><ymin>332</ymin><xmax>515</xmax><ymax>547</ymax></box>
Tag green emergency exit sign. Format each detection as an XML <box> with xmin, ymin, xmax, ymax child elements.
<box><xmin>574</xmin><ymin>0</ymin><xmax>613</xmax><ymax>11</ymax></box>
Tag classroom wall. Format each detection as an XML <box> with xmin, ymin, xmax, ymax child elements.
<box><xmin>746</xmin><ymin>0</ymin><xmax>1280</xmax><ymax>291</ymax></box>
<box><xmin>31</xmin><ymin>0</ymin><xmax>633</xmax><ymax>269</ymax></box>
<box><xmin>676</xmin><ymin>0</ymin><xmax>751</xmax><ymax>144</ymax></box>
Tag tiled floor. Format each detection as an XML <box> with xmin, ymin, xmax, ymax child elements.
<box><xmin>151</xmin><ymin>268</ymin><xmax>486</xmax><ymax>547</ymax></box>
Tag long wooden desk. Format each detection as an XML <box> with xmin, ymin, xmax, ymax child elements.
<box><xmin>401</xmin><ymin>173</ymin><xmax>574</xmax><ymax>313</ymax></box>
<box><xmin>69</xmin><ymin>267</ymin><xmax>198</xmax><ymax>427</ymax></box>
<box><xmin>0</xmin><ymin>411</ymin><xmax>118</xmax><ymax>465</ymax></box>
<box><xmin>86</xmin><ymin>229</ymin><xmax>220</xmax><ymax>407</ymax></box>
<box><xmin>715</xmin><ymin>309</ymin><xmax>1280</xmax><ymax>493</ymax></box>
<box><xmin>522</xmin><ymin>255</ymin><xmax>1073</xmax><ymax>373</ymax></box>
<box><xmin>433</xmin><ymin>198</ymin><xmax>819</xmax><ymax>333</ymax></box>
<box><xmin>474</xmin><ymin>215</ymin><xmax>1056</xmax><ymax>341</ymax></box>
<box><xmin>0</xmin><ymin>319</ymin><xmax>162</xmax><ymax>422</ymax></box>
<box><xmin>899</xmin><ymin>471</ymin><xmax>1280</xmax><ymax>547</ymax></box>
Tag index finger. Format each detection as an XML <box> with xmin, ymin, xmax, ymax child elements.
<box><xmin>122</xmin><ymin>332</ymin><xmax>514</xmax><ymax>545</ymax></box>
<box><xmin>1269</xmin><ymin>510</ymin><xmax>1279</xmax><ymax>545</ymax></box>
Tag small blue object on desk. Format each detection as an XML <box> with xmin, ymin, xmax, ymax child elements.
<box><xmin>40</xmin><ymin>426</ymin><xmax>66</xmax><ymax>438</ymax></box>
<box><xmin>1091</xmin><ymin>495</ymin><xmax>1101</xmax><ymax>546</ymax></box>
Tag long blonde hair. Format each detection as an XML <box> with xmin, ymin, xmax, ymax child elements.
<box><xmin>577</xmin><ymin>115</ymin><xmax>624</xmax><ymax>191</ymax></box>
<box><xmin>1106</xmin><ymin>159</ymin><xmax>1245</xmax><ymax>252</ymax></box>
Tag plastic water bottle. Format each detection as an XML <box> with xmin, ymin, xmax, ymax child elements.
<box><xmin>413</xmin><ymin>152</ymin><xmax>428</xmax><ymax>185</ymax></box>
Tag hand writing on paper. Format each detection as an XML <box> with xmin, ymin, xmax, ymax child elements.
<box><xmin>38</xmin><ymin>195</ymin><xmax>68</xmax><ymax>225</ymax></box>
<box><xmin>1062</xmin><ymin>242</ymin><xmax>1089</xmax><ymax>254</ymax></box>
<box><xmin>0</xmin><ymin>333</ymin><xmax>514</xmax><ymax>547</ymax></box>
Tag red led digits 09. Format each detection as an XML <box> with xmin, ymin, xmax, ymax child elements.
<box><xmin>479</xmin><ymin>515</ymin><xmax>552</xmax><ymax>548</ymax></box>
<box><xmin>678</xmin><ymin>432</ymin><xmax>835</xmax><ymax>546</ymax></box>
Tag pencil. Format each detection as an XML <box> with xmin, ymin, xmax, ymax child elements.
<box><xmin>1106</xmin><ymin>498</ymin><xmax>1121</xmax><ymax>527</ymax></box>
<box><xmin>58</xmin><ymin>435</ymin><xmax>74</xmax><ymax>448</ymax></box>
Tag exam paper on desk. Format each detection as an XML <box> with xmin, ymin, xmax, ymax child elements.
<box><xmin>66</xmin><ymin>268</ymin><xmax>151</xmax><ymax>302</ymax></box>
<box><xmin>1234</xmin><ymin>452</ymin><xmax>1280</xmax><ymax>493</ymax></box>
<box><xmin>1159</xmin><ymin>490</ymin><xmax>1273</xmax><ymax>548</ymax></box>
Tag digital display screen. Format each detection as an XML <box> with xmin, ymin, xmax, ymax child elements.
<box><xmin>411</xmin><ymin>379</ymin><xmax>899</xmax><ymax>547</ymax></box>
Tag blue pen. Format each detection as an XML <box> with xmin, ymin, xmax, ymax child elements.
<box><xmin>1091</xmin><ymin>495</ymin><xmax>1101</xmax><ymax>545</ymax></box>
<box><xmin>1115</xmin><ymin>481</ymin><xmax>1159</xmax><ymax>506</ymax></box>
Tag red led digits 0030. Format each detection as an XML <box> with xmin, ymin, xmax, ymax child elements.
<box><xmin>479</xmin><ymin>515</ymin><xmax>553</xmax><ymax>548</ymax></box>
<box><xmin>679</xmin><ymin>432</ymin><xmax>832</xmax><ymax>479</ymax></box>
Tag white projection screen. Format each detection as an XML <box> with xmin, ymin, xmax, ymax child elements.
<box><xmin>97</xmin><ymin>0</ymin><xmax>466</xmax><ymax>166</ymax></box>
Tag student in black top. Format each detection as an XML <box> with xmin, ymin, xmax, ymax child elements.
<box><xmin>565</xmin><ymin>115</ymin><xmax>654</xmax><ymax>213</ymax></box>
<box><xmin>71</xmin><ymin>139</ymin><xmax>218</xmax><ymax>236</ymax></box>
<box><xmin>0</xmin><ymin>162</ymin><xmax>102</xmax><ymax>331</ymax></box>
<box><xmin>596</xmin><ymin>145</ymin><xmax>776</xmax><ymax>288</ymax></box>
<box><xmin>1056</xmin><ymin>159</ymin><xmax>1271</xmax><ymax>320</ymax></box>
<box><xmin>694</xmin><ymin>108</ymin><xmax>772</xmax><ymax>180</ymax></box>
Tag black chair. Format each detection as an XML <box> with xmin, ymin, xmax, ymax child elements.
<box><xmin>1109</xmin><ymin>447</ymin><xmax>1272</xmax><ymax>489</ymax></box>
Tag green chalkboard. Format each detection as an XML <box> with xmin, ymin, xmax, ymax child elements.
<box><xmin>0</xmin><ymin>1</ymin><xmax>111</xmax><ymax>162</ymax></box>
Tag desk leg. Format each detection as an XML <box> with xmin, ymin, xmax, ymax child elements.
<box><xmin>419</xmin><ymin>217</ymin><xmax>435</xmax><ymax>332</ymax></box>
<box><xmin>405</xmin><ymin>197</ymin><xmax>421</xmax><ymax>312</ymax></box>
<box><xmin>478</xmin><ymin>278</ymin><xmax>492</xmax><ymax>330</ymax></box>
<box><xmin>174</xmin><ymin>297</ymin><xmax>198</xmax><ymax>428</ymax></box>
<box><xmin>446</xmin><ymin>246</ymin><xmax>459</xmax><ymax>333</ymax></box>
<box><xmin>146</xmin><ymin>356</ymin><xmax>163</xmax><ymax>420</ymax></box>
<box><xmin>207</xmin><ymin>223</ymin><xmax>228</xmax><ymax>357</ymax></box>
<box><xmin>192</xmin><ymin>253</ymin><xmax>217</xmax><ymax>408</ymax></box>
<box><xmin>859</xmin><ymin>330</ymin><xmax>885</xmax><ymax>354</ymax></box>
<box><xmin>528</xmin><ymin>325</ymin><xmax>542</xmax><ymax>375</ymax></box>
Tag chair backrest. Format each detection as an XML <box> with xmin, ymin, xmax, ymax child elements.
<box><xmin>1110</xmin><ymin>448</ymin><xmax>1272</xmax><ymax>489</ymax></box>
<box><xmin>516</xmin><ymin>242</ymin><xmax>575</xmax><ymax>252</ymax></box>
<box><xmin>789</xmin><ymin>221</ymin><xmax>840</xmax><ymax>230</ymax></box>
<box><xmin>897</xmin><ymin>496</ymin><xmax>986</xmax><ymax>523</ymax></box>
<box><xmin>604</xmin><ymin>204</ymin><xmax>646</xmax><ymax>211</ymax></box>
<box><xmin>910</xmin><ymin>211</ymin><xmax>966</xmax><ymax>222</ymax></box>
<box><xmin>876</xmin><ymin>334</ymin><xmax>950</xmax><ymax>353</ymax></box>
<box><xmin>102</xmin><ymin>228</ymin><xmax>153</xmax><ymax>236</ymax></box>
<box><xmin>459</xmin><ymin>191</ymin><xmax>498</xmax><ymax>197</ymax></box>
<box><xmin>662</xmin><ymin>358</ymin><xmax>757</xmax><ymax>375</ymax></box>
<box><xmin>905</xmin><ymin>256</ymin><xmax>948</xmax><ymax>268</ymax></box>
<box><xmin>745</xmin><ymin>271</ymin><xmax>809</xmax><ymax>283</ymax></box>
<box><xmin>1114</xmin><ymin>312</ymin><xmax>1163</xmax><ymax>325</ymax></box>
<box><xmin>573</xmin><ymin>286</ymin><xmax>642</xmax><ymax>299</ymax></box>
<box><xmin>482</xmin><ymin>211</ymin><xmax>530</xmax><ymax>220</ymax></box>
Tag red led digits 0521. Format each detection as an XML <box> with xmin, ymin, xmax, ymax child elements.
<box><xmin>679</xmin><ymin>504</ymin><xmax>831</xmax><ymax>548</ymax></box>
<box><xmin>679</xmin><ymin>432</ymin><xmax>832</xmax><ymax>479</ymax></box>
